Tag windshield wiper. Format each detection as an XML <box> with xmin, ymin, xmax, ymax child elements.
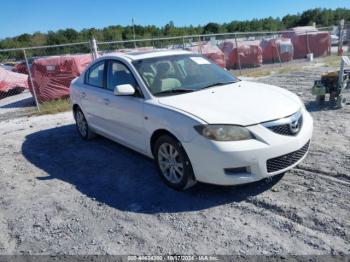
<box><xmin>153</xmin><ymin>89</ymin><xmax>195</xmax><ymax>96</ymax></box>
<box><xmin>200</xmin><ymin>81</ymin><xmax>238</xmax><ymax>90</ymax></box>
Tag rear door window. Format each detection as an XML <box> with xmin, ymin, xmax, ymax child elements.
<box><xmin>86</xmin><ymin>61</ymin><xmax>105</xmax><ymax>88</ymax></box>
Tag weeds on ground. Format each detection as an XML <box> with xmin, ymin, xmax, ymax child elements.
<box><xmin>237</xmin><ymin>65</ymin><xmax>301</xmax><ymax>78</ymax></box>
<box><xmin>236</xmin><ymin>59</ymin><xmax>337</xmax><ymax>78</ymax></box>
<box><xmin>276</xmin><ymin>65</ymin><xmax>302</xmax><ymax>74</ymax></box>
<box><xmin>36</xmin><ymin>98</ymin><xmax>71</xmax><ymax>115</ymax></box>
<box><xmin>235</xmin><ymin>69</ymin><xmax>272</xmax><ymax>78</ymax></box>
<box><xmin>322</xmin><ymin>55</ymin><xmax>342</xmax><ymax>67</ymax></box>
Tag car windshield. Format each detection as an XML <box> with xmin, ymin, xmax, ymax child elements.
<box><xmin>132</xmin><ymin>54</ymin><xmax>239</xmax><ymax>96</ymax></box>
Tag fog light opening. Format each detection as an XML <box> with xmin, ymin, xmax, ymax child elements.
<box><xmin>224</xmin><ymin>166</ymin><xmax>251</xmax><ymax>176</ymax></box>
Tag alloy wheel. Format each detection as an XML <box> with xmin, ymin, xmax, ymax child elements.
<box><xmin>157</xmin><ymin>142</ymin><xmax>184</xmax><ymax>184</ymax></box>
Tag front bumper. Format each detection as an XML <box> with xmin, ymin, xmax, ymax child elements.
<box><xmin>182</xmin><ymin>109</ymin><xmax>313</xmax><ymax>185</ymax></box>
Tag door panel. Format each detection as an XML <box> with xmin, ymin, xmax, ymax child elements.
<box><xmin>101</xmin><ymin>60</ymin><xmax>146</xmax><ymax>152</ymax></box>
<box><xmin>80</xmin><ymin>61</ymin><xmax>106</xmax><ymax>129</ymax></box>
<box><xmin>81</xmin><ymin>83</ymin><xmax>146</xmax><ymax>151</ymax></box>
<box><xmin>80</xmin><ymin>59</ymin><xmax>146</xmax><ymax>152</ymax></box>
<box><xmin>101</xmin><ymin>92</ymin><xmax>145</xmax><ymax>151</ymax></box>
<box><xmin>80</xmin><ymin>86</ymin><xmax>108</xmax><ymax>131</ymax></box>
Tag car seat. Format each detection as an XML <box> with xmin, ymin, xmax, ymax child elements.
<box><xmin>113</xmin><ymin>70</ymin><xmax>136</xmax><ymax>87</ymax></box>
<box><xmin>140</xmin><ymin>64</ymin><xmax>155</xmax><ymax>86</ymax></box>
<box><xmin>152</xmin><ymin>62</ymin><xmax>181</xmax><ymax>93</ymax></box>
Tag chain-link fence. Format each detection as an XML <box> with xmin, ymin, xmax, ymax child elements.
<box><xmin>1</xmin><ymin>25</ymin><xmax>349</xmax><ymax>120</ymax></box>
<box><xmin>0</xmin><ymin>42</ymin><xmax>92</xmax><ymax>119</ymax></box>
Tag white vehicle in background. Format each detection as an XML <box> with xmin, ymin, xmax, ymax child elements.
<box><xmin>331</xmin><ymin>34</ymin><xmax>339</xmax><ymax>46</ymax></box>
<box><xmin>70</xmin><ymin>50</ymin><xmax>313</xmax><ymax>190</ymax></box>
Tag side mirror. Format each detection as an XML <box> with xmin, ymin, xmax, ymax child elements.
<box><xmin>114</xmin><ymin>84</ymin><xmax>135</xmax><ymax>96</ymax></box>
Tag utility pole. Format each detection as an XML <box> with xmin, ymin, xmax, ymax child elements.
<box><xmin>90</xmin><ymin>37</ymin><xmax>98</xmax><ymax>60</ymax></box>
<box><xmin>132</xmin><ymin>18</ymin><xmax>137</xmax><ymax>48</ymax></box>
<box><xmin>338</xmin><ymin>19</ymin><xmax>345</xmax><ymax>56</ymax></box>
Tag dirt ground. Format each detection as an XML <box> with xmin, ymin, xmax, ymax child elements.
<box><xmin>0</xmin><ymin>63</ymin><xmax>349</xmax><ymax>256</ymax></box>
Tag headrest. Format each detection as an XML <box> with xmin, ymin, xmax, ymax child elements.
<box><xmin>156</xmin><ymin>62</ymin><xmax>170</xmax><ymax>75</ymax></box>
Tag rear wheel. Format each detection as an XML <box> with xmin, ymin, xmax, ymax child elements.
<box><xmin>316</xmin><ymin>95</ymin><xmax>325</xmax><ymax>104</ymax></box>
<box><xmin>74</xmin><ymin>108</ymin><xmax>96</xmax><ymax>140</ymax></box>
<box><xmin>330</xmin><ymin>92</ymin><xmax>336</xmax><ymax>104</ymax></box>
<box><xmin>154</xmin><ymin>135</ymin><xmax>196</xmax><ymax>191</ymax></box>
<box><xmin>336</xmin><ymin>95</ymin><xmax>347</xmax><ymax>108</ymax></box>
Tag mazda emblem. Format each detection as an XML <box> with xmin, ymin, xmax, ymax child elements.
<box><xmin>290</xmin><ymin>120</ymin><xmax>300</xmax><ymax>134</ymax></box>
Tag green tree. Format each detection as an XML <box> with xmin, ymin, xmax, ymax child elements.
<box><xmin>1</xmin><ymin>7</ymin><xmax>350</xmax><ymax>58</ymax></box>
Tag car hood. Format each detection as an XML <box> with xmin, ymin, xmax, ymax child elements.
<box><xmin>158</xmin><ymin>81</ymin><xmax>301</xmax><ymax>126</ymax></box>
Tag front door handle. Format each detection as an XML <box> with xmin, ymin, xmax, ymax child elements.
<box><xmin>103</xmin><ymin>98</ymin><xmax>110</xmax><ymax>105</ymax></box>
<box><xmin>81</xmin><ymin>92</ymin><xmax>86</xmax><ymax>98</ymax></box>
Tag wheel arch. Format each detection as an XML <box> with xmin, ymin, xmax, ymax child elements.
<box><xmin>72</xmin><ymin>104</ymin><xmax>82</xmax><ymax>120</ymax></box>
<box><xmin>72</xmin><ymin>103</ymin><xmax>80</xmax><ymax>113</ymax></box>
<box><xmin>150</xmin><ymin>128</ymin><xmax>197</xmax><ymax>189</ymax></box>
<box><xmin>150</xmin><ymin>129</ymin><xmax>180</xmax><ymax>157</ymax></box>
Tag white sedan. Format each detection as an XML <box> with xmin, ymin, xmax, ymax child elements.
<box><xmin>70</xmin><ymin>50</ymin><xmax>313</xmax><ymax>190</ymax></box>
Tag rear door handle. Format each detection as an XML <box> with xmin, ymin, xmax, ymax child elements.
<box><xmin>81</xmin><ymin>92</ymin><xmax>86</xmax><ymax>98</ymax></box>
<box><xmin>103</xmin><ymin>98</ymin><xmax>110</xmax><ymax>105</ymax></box>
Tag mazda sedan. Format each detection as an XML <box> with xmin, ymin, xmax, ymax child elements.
<box><xmin>70</xmin><ymin>50</ymin><xmax>313</xmax><ymax>190</ymax></box>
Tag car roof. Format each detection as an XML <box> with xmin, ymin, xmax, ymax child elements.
<box><xmin>102</xmin><ymin>49</ymin><xmax>192</xmax><ymax>61</ymax></box>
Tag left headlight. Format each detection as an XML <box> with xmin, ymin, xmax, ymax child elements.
<box><xmin>194</xmin><ymin>125</ymin><xmax>254</xmax><ymax>141</ymax></box>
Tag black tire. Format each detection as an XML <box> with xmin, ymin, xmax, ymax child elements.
<box><xmin>154</xmin><ymin>134</ymin><xmax>196</xmax><ymax>191</ymax></box>
<box><xmin>316</xmin><ymin>95</ymin><xmax>325</xmax><ymax>104</ymax></box>
<box><xmin>74</xmin><ymin>107</ymin><xmax>96</xmax><ymax>140</ymax></box>
<box><xmin>330</xmin><ymin>92</ymin><xmax>336</xmax><ymax>104</ymax></box>
<box><xmin>336</xmin><ymin>95</ymin><xmax>346</xmax><ymax>108</ymax></box>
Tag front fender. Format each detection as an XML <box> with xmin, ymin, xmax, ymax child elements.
<box><xmin>143</xmin><ymin>101</ymin><xmax>205</xmax><ymax>155</ymax></box>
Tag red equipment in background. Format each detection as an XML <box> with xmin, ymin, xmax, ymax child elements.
<box><xmin>0</xmin><ymin>67</ymin><xmax>28</xmax><ymax>94</ymax></box>
<box><xmin>29</xmin><ymin>54</ymin><xmax>92</xmax><ymax>102</ymax></box>
<box><xmin>219</xmin><ymin>40</ymin><xmax>263</xmax><ymax>69</ymax></box>
<box><xmin>282</xmin><ymin>26</ymin><xmax>331</xmax><ymax>59</ymax></box>
<box><xmin>12</xmin><ymin>61</ymin><xmax>29</xmax><ymax>75</ymax></box>
<box><xmin>260</xmin><ymin>38</ymin><xmax>294</xmax><ymax>63</ymax></box>
<box><xmin>186</xmin><ymin>43</ymin><xmax>226</xmax><ymax>68</ymax></box>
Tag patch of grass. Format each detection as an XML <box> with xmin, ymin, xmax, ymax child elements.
<box><xmin>237</xmin><ymin>69</ymin><xmax>272</xmax><ymax>78</ymax></box>
<box><xmin>235</xmin><ymin>64</ymin><xmax>303</xmax><ymax>78</ymax></box>
<box><xmin>36</xmin><ymin>98</ymin><xmax>71</xmax><ymax>115</ymax></box>
<box><xmin>276</xmin><ymin>65</ymin><xmax>301</xmax><ymax>74</ymax></box>
<box><xmin>322</xmin><ymin>55</ymin><xmax>341</xmax><ymax>67</ymax></box>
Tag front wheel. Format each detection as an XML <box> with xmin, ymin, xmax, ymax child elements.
<box><xmin>154</xmin><ymin>135</ymin><xmax>196</xmax><ymax>191</ymax></box>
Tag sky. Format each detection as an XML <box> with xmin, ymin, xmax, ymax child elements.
<box><xmin>0</xmin><ymin>0</ymin><xmax>349</xmax><ymax>38</ymax></box>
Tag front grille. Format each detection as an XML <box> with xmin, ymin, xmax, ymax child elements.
<box><xmin>266</xmin><ymin>140</ymin><xmax>310</xmax><ymax>173</ymax></box>
<box><xmin>267</xmin><ymin>115</ymin><xmax>303</xmax><ymax>136</ymax></box>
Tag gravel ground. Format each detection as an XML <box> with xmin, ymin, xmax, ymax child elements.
<box><xmin>0</xmin><ymin>90</ymin><xmax>36</xmax><ymax>121</ymax></box>
<box><xmin>0</xmin><ymin>63</ymin><xmax>349</xmax><ymax>256</ymax></box>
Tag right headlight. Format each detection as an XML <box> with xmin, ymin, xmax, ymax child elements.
<box><xmin>194</xmin><ymin>125</ymin><xmax>254</xmax><ymax>141</ymax></box>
